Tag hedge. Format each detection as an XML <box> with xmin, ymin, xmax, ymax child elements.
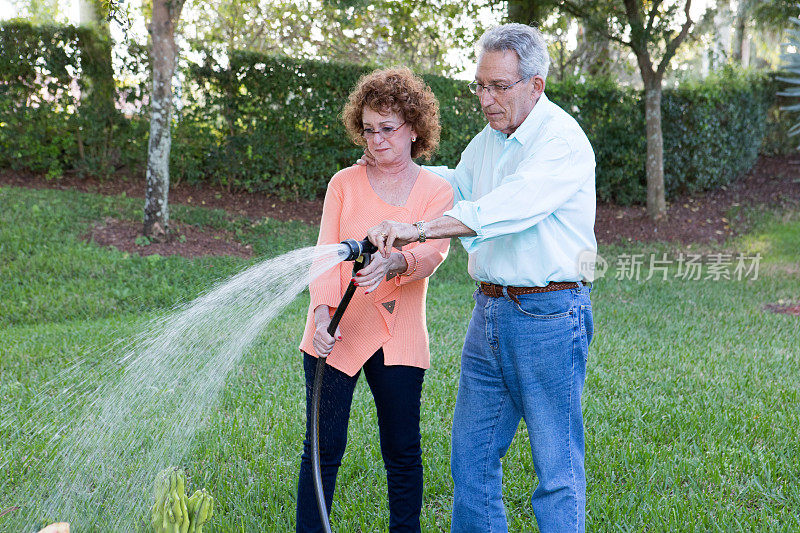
<box><xmin>174</xmin><ymin>55</ymin><xmax>778</xmax><ymax>204</ymax></box>
<box><xmin>661</xmin><ymin>68</ymin><xmax>775</xmax><ymax>197</ymax></box>
<box><xmin>0</xmin><ymin>20</ymin><xmax>147</xmax><ymax>178</ymax></box>
<box><xmin>170</xmin><ymin>50</ymin><xmax>486</xmax><ymax>199</ymax></box>
<box><xmin>0</xmin><ymin>21</ymin><xmax>783</xmax><ymax>204</ymax></box>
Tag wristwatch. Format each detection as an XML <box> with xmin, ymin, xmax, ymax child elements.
<box><xmin>413</xmin><ymin>221</ymin><xmax>427</xmax><ymax>242</ymax></box>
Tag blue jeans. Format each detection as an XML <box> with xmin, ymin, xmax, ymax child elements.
<box><xmin>296</xmin><ymin>349</ymin><xmax>425</xmax><ymax>533</ymax></box>
<box><xmin>450</xmin><ymin>284</ymin><xmax>593</xmax><ymax>533</ymax></box>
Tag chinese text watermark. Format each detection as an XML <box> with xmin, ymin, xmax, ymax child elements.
<box><xmin>577</xmin><ymin>251</ymin><xmax>761</xmax><ymax>282</ymax></box>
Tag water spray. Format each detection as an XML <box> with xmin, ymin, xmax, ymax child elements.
<box><xmin>311</xmin><ymin>237</ymin><xmax>377</xmax><ymax>533</ymax></box>
<box><xmin>2</xmin><ymin>243</ymin><xmax>348</xmax><ymax>531</ymax></box>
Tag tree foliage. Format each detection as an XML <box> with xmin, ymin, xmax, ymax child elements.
<box><xmin>180</xmin><ymin>0</ymin><xmax>500</xmax><ymax>75</ymax></box>
<box><xmin>556</xmin><ymin>0</ymin><xmax>699</xmax><ymax>78</ymax></box>
<box><xmin>11</xmin><ymin>0</ymin><xmax>64</xmax><ymax>24</ymax></box>
<box><xmin>752</xmin><ymin>0</ymin><xmax>800</xmax><ymax>30</ymax></box>
<box><xmin>505</xmin><ymin>0</ymin><xmax>561</xmax><ymax>26</ymax></box>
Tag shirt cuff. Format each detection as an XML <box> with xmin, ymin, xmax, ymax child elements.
<box><xmin>444</xmin><ymin>201</ymin><xmax>482</xmax><ymax>253</ymax></box>
<box><xmin>400</xmin><ymin>250</ymin><xmax>417</xmax><ymax>278</ymax></box>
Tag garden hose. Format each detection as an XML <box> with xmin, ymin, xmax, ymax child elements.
<box><xmin>311</xmin><ymin>237</ymin><xmax>377</xmax><ymax>532</ymax></box>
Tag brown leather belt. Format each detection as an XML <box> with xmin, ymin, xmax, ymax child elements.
<box><xmin>480</xmin><ymin>281</ymin><xmax>585</xmax><ymax>303</ymax></box>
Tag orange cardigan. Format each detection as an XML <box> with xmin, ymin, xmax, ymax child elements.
<box><xmin>299</xmin><ymin>165</ymin><xmax>454</xmax><ymax>376</ymax></box>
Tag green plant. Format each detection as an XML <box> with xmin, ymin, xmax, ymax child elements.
<box><xmin>762</xmin><ymin>73</ymin><xmax>797</xmax><ymax>155</ymax></box>
<box><xmin>151</xmin><ymin>467</ymin><xmax>214</xmax><ymax>533</ymax></box>
<box><xmin>661</xmin><ymin>67</ymin><xmax>773</xmax><ymax>196</ymax></box>
<box><xmin>186</xmin><ymin>489</ymin><xmax>214</xmax><ymax>533</ymax></box>
<box><xmin>151</xmin><ymin>467</ymin><xmax>189</xmax><ymax>533</ymax></box>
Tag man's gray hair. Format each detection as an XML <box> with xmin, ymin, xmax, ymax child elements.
<box><xmin>477</xmin><ymin>23</ymin><xmax>550</xmax><ymax>81</ymax></box>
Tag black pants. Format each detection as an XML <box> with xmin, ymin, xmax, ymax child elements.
<box><xmin>296</xmin><ymin>349</ymin><xmax>425</xmax><ymax>533</ymax></box>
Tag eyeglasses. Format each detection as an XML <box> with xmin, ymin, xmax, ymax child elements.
<box><xmin>468</xmin><ymin>78</ymin><xmax>528</xmax><ymax>97</ymax></box>
<box><xmin>362</xmin><ymin>121</ymin><xmax>407</xmax><ymax>139</ymax></box>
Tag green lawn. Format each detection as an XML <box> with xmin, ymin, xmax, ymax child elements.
<box><xmin>1</xmin><ymin>185</ymin><xmax>799</xmax><ymax>531</ymax></box>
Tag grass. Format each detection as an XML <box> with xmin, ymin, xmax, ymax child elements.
<box><xmin>1</xmin><ymin>185</ymin><xmax>799</xmax><ymax>531</ymax></box>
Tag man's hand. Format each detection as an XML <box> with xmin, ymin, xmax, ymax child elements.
<box><xmin>355</xmin><ymin>148</ymin><xmax>375</xmax><ymax>167</ymax></box>
<box><xmin>367</xmin><ymin>221</ymin><xmax>419</xmax><ymax>258</ymax></box>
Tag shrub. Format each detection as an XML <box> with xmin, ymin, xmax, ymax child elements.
<box><xmin>0</xmin><ymin>22</ymin><xmax>781</xmax><ymax>204</ymax></box>
<box><xmin>548</xmin><ymin>78</ymin><xmax>646</xmax><ymax>205</ymax></box>
<box><xmin>0</xmin><ymin>20</ymin><xmax>144</xmax><ymax>178</ymax></box>
<box><xmin>175</xmin><ymin>51</ymin><xmax>486</xmax><ymax>199</ymax></box>
<box><xmin>661</xmin><ymin>68</ymin><xmax>773</xmax><ymax>196</ymax></box>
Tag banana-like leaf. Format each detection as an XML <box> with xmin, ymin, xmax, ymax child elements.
<box><xmin>780</xmin><ymin>10</ymin><xmax>800</xmax><ymax>152</ymax></box>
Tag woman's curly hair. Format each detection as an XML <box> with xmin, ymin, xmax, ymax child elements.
<box><xmin>342</xmin><ymin>67</ymin><xmax>440</xmax><ymax>160</ymax></box>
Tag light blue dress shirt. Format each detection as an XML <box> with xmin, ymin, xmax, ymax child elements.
<box><xmin>426</xmin><ymin>93</ymin><xmax>597</xmax><ymax>287</ymax></box>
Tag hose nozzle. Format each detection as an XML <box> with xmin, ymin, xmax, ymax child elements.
<box><xmin>339</xmin><ymin>237</ymin><xmax>378</xmax><ymax>262</ymax></box>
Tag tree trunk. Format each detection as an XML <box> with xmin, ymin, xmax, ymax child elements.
<box><xmin>644</xmin><ymin>78</ymin><xmax>666</xmax><ymax>221</ymax></box>
<box><xmin>732</xmin><ymin>0</ymin><xmax>748</xmax><ymax>63</ymax></box>
<box><xmin>144</xmin><ymin>0</ymin><xmax>183</xmax><ymax>240</ymax></box>
<box><xmin>78</xmin><ymin>0</ymin><xmax>105</xmax><ymax>26</ymax></box>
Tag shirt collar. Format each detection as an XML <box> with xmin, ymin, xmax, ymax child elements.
<box><xmin>495</xmin><ymin>92</ymin><xmax>551</xmax><ymax>146</ymax></box>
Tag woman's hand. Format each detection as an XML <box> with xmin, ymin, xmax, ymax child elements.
<box><xmin>354</xmin><ymin>252</ymin><xmax>408</xmax><ymax>294</ymax></box>
<box><xmin>313</xmin><ymin>305</ymin><xmax>341</xmax><ymax>357</ymax></box>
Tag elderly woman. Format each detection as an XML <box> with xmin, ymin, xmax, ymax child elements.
<box><xmin>296</xmin><ymin>68</ymin><xmax>453</xmax><ymax>532</ymax></box>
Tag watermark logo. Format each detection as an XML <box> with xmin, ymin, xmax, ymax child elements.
<box><xmin>577</xmin><ymin>250</ymin><xmax>761</xmax><ymax>282</ymax></box>
<box><xmin>577</xmin><ymin>250</ymin><xmax>608</xmax><ymax>281</ymax></box>
<box><xmin>613</xmin><ymin>252</ymin><xmax>761</xmax><ymax>281</ymax></box>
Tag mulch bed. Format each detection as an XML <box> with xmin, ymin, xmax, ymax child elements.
<box><xmin>594</xmin><ymin>155</ymin><xmax>800</xmax><ymax>244</ymax></box>
<box><xmin>0</xmin><ymin>168</ymin><xmax>322</xmax><ymax>225</ymax></box>
<box><xmin>3</xmin><ymin>155</ymin><xmax>800</xmax><ymax>257</ymax></box>
<box><xmin>764</xmin><ymin>303</ymin><xmax>800</xmax><ymax>316</ymax></box>
<box><xmin>86</xmin><ymin>217</ymin><xmax>254</xmax><ymax>259</ymax></box>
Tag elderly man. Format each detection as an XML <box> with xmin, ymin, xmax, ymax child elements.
<box><xmin>367</xmin><ymin>23</ymin><xmax>596</xmax><ymax>533</ymax></box>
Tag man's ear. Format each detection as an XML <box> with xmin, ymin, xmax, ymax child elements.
<box><xmin>533</xmin><ymin>75</ymin><xmax>546</xmax><ymax>98</ymax></box>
